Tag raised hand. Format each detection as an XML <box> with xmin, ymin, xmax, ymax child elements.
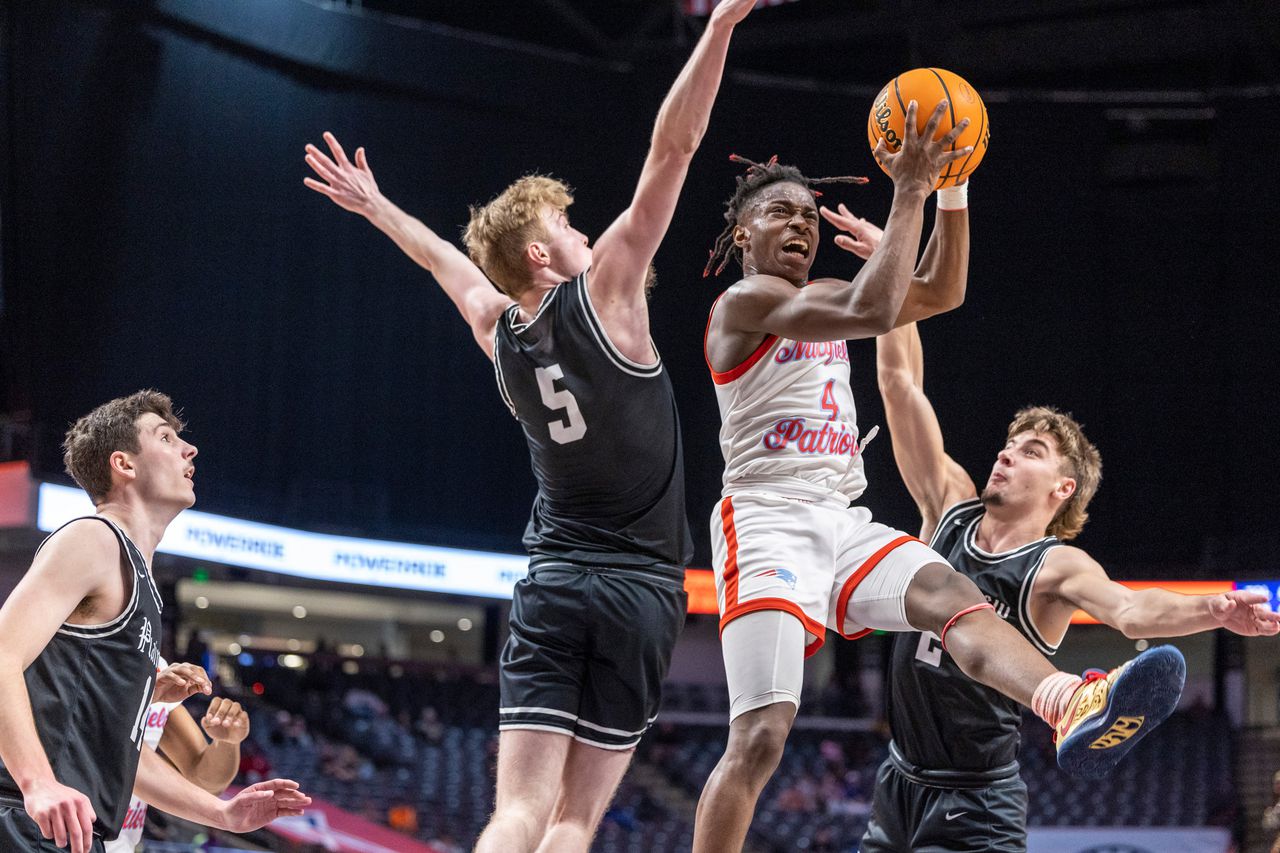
<box><xmin>709</xmin><ymin>0</ymin><xmax>758</xmax><ymax>28</ymax></box>
<box><xmin>1208</xmin><ymin>590</ymin><xmax>1280</xmax><ymax>637</ymax></box>
<box><xmin>152</xmin><ymin>662</ymin><xmax>212</xmax><ymax>704</ymax></box>
<box><xmin>24</xmin><ymin>778</ymin><xmax>96</xmax><ymax>853</ymax></box>
<box><xmin>874</xmin><ymin>101</ymin><xmax>972</xmax><ymax>197</ymax></box>
<box><xmin>304</xmin><ymin>131</ymin><xmax>382</xmax><ymax>218</ymax></box>
<box><xmin>201</xmin><ymin>697</ymin><xmax>250</xmax><ymax>744</ymax></box>
<box><xmin>218</xmin><ymin>779</ymin><xmax>311</xmax><ymax>832</ymax></box>
<box><xmin>820</xmin><ymin>203</ymin><xmax>883</xmax><ymax>260</ymax></box>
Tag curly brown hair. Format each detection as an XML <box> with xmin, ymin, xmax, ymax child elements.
<box><xmin>1006</xmin><ymin>405</ymin><xmax>1102</xmax><ymax>541</ymax></box>
<box><xmin>63</xmin><ymin>390</ymin><xmax>185</xmax><ymax>504</ymax></box>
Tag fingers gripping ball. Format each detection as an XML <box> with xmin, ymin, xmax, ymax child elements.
<box><xmin>868</xmin><ymin>68</ymin><xmax>989</xmax><ymax>189</ymax></box>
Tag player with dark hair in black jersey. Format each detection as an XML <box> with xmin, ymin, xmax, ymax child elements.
<box><xmin>823</xmin><ymin>209</ymin><xmax>1280</xmax><ymax>851</ymax></box>
<box><xmin>0</xmin><ymin>391</ymin><xmax>311</xmax><ymax>853</ymax></box>
<box><xmin>303</xmin><ymin>3</ymin><xmax>760</xmax><ymax>850</ymax></box>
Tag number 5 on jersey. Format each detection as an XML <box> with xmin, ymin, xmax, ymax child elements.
<box><xmin>536</xmin><ymin>364</ymin><xmax>587</xmax><ymax>444</ymax></box>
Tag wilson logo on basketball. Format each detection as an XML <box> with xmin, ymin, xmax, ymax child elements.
<box><xmin>872</xmin><ymin>92</ymin><xmax>900</xmax><ymax>150</ymax></box>
<box><xmin>1089</xmin><ymin>715</ymin><xmax>1144</xmax><ymax>749</ymax></box>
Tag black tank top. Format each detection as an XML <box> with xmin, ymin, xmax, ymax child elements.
<box><xmin>0</xmin><ymin>516</ymin><xmax>165</xmax><ymax>841</ymax></box>
<box><xmin>887</xmin><ymin>498</ymin><xmax>1059</xmax><ymax>772</ymax></box>
<box><xmin>493</xmin><ymin>272</ymin><xmax>693</xmax><ymax>577</ymax></box>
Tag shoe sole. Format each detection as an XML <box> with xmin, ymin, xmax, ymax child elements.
<box><xmin>1056</xmin><ymin>645</ymin><xmax>1186</xmax><ymax>779</ymax></box>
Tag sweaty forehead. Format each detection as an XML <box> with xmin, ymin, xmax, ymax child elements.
<box><xmin>746</xmin><ymin>181</ymin><xmax>815</xmax><ymax>212</ymax></box>
<box><xmin>1010</xmin><ymin>429</ymin><xmax>1059</xmax><ymax>453</ymax></box>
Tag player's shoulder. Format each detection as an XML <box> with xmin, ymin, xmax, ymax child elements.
<box><xmin>28</xmin><ymin>517</ymin><xmax>122</xmax><ymax>584</ymax></box>
<box><xmin>1040</xmin><ymin>543</ymin><xmax>1103</xmax><ymax>579</ymax></box>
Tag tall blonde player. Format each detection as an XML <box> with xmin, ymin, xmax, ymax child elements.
<box><xmin>693</xmin><ymin>103</ymin><xmax>1187</xmax><ymax>853</ymax></box>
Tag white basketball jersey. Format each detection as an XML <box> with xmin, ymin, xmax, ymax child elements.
<box><xmin>706</xmin><ymin>302</ymin><xmax>875</xmax><ymax>502</ymax></box>
<box><xmin>105</xmin><ymin>659</ymin><xmax>179</xmax><ymax>853</ymax></box>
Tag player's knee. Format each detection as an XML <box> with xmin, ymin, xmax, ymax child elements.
<box><xmin>727</xmin><ymin>707</ymin><xmax>792</xmax><ymax>773</ymax></box>
<box><xmin>904</xmin><ymin>561</ymin><xmax>986</xmax><ymax>636</ymax></box>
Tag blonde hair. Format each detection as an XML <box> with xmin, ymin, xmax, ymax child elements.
<box><xmin>1006</xmin><ymin>405</ymin><xmax>1102</xmax><ymax>541</ymax></box>
<box><xmin>63</xmin><ymin>389</ymin><xmax>185</xmax><ymax>504</ymax></box>
<box><xmin>463</xmin><ymin>175</ymin><xmax>574</xmax><ymax>297</ymax></box>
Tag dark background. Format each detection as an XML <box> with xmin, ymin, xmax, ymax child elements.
<box><xmin>2</xmin><ymin>0</ymin><xmax>1278</xmax><ymax>578</ymax></box>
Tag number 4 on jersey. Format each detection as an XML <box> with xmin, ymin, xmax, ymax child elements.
<box><xmin>535</xmin><ymin>364</ymin><xmax>587</xmax><ymax>444</ymax></box>
<box><xmin>820</xmin><ymin>379</ymin><xmax>839</xmax><ymax>421</ymax></box>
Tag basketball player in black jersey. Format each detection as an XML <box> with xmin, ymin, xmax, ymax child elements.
<box><xmin>0</xmin><ymin>392</ymin><xmax>311</xmax><ymax>853</ymax></box>
<box><xmin>822</xmin><ymin>212</ymin><xmax>1280</xmax><ymax>850</ymax></box>
<box><xmin>303</xmin><ymin>2</ymin><xmax>758</xmax><ymax>849</ymax></box>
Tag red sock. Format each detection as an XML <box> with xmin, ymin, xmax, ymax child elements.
<box><xmin>1032</xmin><ymin>672</ymin><xmax>1084</xmax><ymax>729</ymax></box>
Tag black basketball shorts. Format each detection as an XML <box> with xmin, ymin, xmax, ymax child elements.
<box><xmin>498</xmin><ymin>564</ymin><xmax>687</xmax><ymax>750</ymax></box>
<box><xmin>0</xmin><ymin>807</ymin><xmax>106</xmax><ymax>853</ymax></box>
<box><xmin>860</xmin><ymin>756</ymin><xmax>1029</xmax><ymax>853</ymax></box>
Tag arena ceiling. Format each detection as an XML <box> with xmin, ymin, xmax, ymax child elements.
<box><xmin>349</xmin><ymin>0</ymin><xmax>1279</xmax><ymax>94</ymax></box>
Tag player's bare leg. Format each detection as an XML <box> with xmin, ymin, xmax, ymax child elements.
<box><xmin>903</xmin><ymin>562</ymin><xmax>1056</xmax><ymax>706</ymax></box>
<box><xmin>475</xmin><ymin>730</ymin><xmax>571</xmax><ymax>853</ymax></box>
<box><xmin>533</xmin><ymin>741</ymin><xmax>634</xmax><ymax>853</ymax></box>
<box><xmin>692</xmin><ymin>700</ymin><xmax>795</xmax><ymax>853</ymax></box>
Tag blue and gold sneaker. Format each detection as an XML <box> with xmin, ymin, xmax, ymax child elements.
<box><xmin>1054</xmin><ymin>645</ymin><xmax>1186</xmax><ymax>779</ymax></box>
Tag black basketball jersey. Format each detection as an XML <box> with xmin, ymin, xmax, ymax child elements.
<box><xmin>888</xmin><ymin>498</ymin><xmax>1060</xmax><ymax>772</ymax></box>
<box><xmin>0</xmin><ymin>516</ymin><xmax>164</xmax><ymax>841</ymax></box>
<box><xmin>493</xmin><ymin>272</ymin><xmax>693</xmax><ymax>576</ymax></box>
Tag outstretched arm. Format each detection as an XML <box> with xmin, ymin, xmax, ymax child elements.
<box><xmin>590</xmin><ymin>0</ymin><xmax>756</xmax><ymax>310</ymax></box>
<box><xmin>876</xmin><ymin>322</ymin><xmax>976</xmax><ymax>538</ymax></box>
<box><xmin>304</xmin><ymin>133</ymin><xmax>511</xmax><ymax>359</ymax></box>
<box><xmin>819</xmin><ymin>195</ymin><xmax>969</xmax><ymax>326</ymax></box>
<box><xmin>134</xmin><ymin>746</ymin><xmax>310</xmax><ymax>832</ymax></box>
<box><xmin>1039</xmin><ymin>548</ymin><xmax>1280</xmax><ymax>639</ymax></box>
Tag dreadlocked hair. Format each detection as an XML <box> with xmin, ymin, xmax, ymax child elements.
<box><xmin>704</xmin><ymin>154</ymin><xmax>869</xmax><ymax>278</ymax></box>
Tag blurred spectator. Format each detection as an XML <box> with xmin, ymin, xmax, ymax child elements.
<box><xmin>1263</xmin><ymin>769</ymin><xmax>1280</xmax><ymax>853</ymax></box>
<box><xmin>416</xmin><ymin>706</ymin><xmax>445</xmax><ymax>744</ymax></box>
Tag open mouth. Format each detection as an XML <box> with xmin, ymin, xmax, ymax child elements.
<box><xmin>184</xmin><ymin>468</ymin><xmax>195</xmax><ymax>481</ymax></box>
<box><xmin>781</xmin><ymin>237</ymin><xmax>810</xmax><ymax>257</ymax></box>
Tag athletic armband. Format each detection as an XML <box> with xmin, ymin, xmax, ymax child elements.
<box><xmin>937</xmin><ymin>183</ymin><xmax>968</xmax><ymax>211</ymax></box>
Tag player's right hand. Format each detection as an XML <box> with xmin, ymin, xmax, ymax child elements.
<box><xmin>24</xmin><ymin>778</ymin><xmax>96</xmax><ymax>853</ymax></box>
<box><xmin>875</xmin><ymin>100</ymin><xmax>971</xmax><ymax>198</ymax></box>
<box><xmin>304</xmin><ymin>132</ymin><xmax>382</xmax><ymax>217</ymax></box>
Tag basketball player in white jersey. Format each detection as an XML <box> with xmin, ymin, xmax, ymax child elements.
<box><xmin>0</xmin><ymin>391</ymin><xmax>309</xmax><ymax>853</ymax></box>
<box><xmin>106</xmin><ymin>669</ymin><xmax>250</xmax><ymax>853</ymax></box>
<box><xmin>693</xmin><ymin>103</ymin><xmax>1187</xmax><ymax>851</ymax></box>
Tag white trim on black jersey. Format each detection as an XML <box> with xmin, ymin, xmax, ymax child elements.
<box><xmin>575</xmin><ymin>272</ymin><xmax>663</xmax><ymax>378</ymax></box>
<box><xmin>1017</xmin><ymin>545</ymin><xmax>1062</xmax><ymax>656</ymax></box>
<box><xmin>962</xmin><ymin>515</ymin><xmax>1056</xmax><ymax>564</ymax></box>
<box><xmin>508</xmin><ymin>285</ymin><xmax>560</xmax><ymax>336</ymax></box>
<box><xmin>927</xmin><ymin>497</ymin><xmax>983</xmax><ymax>550</ymax></box>
<box><xmin>492</xmin><ymin>321</ymin><xmax>518</xmax><ymax>418</ymax></box>
<box><xmin>41</xmin><ymin>516</ymin><xmax>142</xmax><ymax>639</ymax></box>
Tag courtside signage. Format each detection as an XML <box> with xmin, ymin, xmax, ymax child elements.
<box><xmin>36</xmin><ymin>483</ymin><xmax>529</xmax><ymax>598</ymax></box>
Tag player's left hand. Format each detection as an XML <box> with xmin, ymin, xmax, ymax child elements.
<box><xmin>152</xmin><ymin>662</ymin><xmax>212</xmax><ymax>704</ymax></box>
<box><xmin>1208</xmin><ymin>590</ymin><xmax>1280</xmax><ymax>636</ymax></box>
<box><xmin>201</xmin><ymin>697</ymin><xmax>250</xmax><ymax>744</ymax></box>
<box><xmin>819</xmin><ymin>203</ymin><xmax>883</xmax><ymax>260</ymax></box>
<box><xmin>217</xmin><ymin>779</ymin><xmax>311</xmax><ymax>832</ymax></box>
<box><xmin>709</xmin><ymin>0</ymin><xmax>758</xmax><ymax>29</ymax></box>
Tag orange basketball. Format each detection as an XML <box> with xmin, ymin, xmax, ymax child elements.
<box><xmin>867</xmin><ymin>68</ymin><xmax>990</xmax><ymax>189</ymax></box>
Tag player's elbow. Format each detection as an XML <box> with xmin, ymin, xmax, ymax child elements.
<box><xmin>849</xmin><ymin>298</ymin><xmax>897</xmax><ymax>338</ymax></box>
<box><xmin>876</xmin><ymin>365</ymin><xmax>916</xmax><ymax>399</ymax></box>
